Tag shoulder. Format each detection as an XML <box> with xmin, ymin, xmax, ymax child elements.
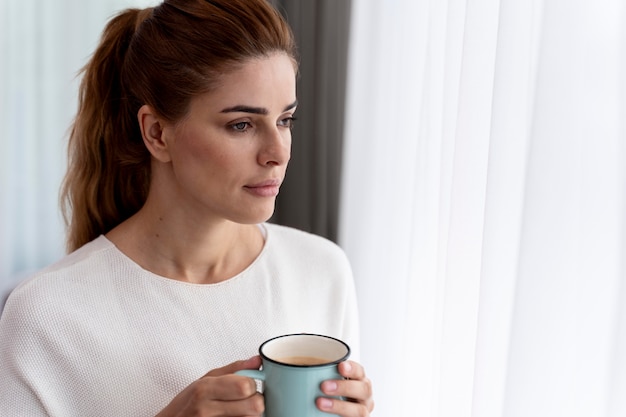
<box><xmin>261</xmin><ymin>223</ymin><xmax>353</xmax><ymax>279</ymax></box>
<box><xmin>263</xmin><ymin>223</ymin><xmax>349</xmax><ymax>262</ymax></box>
<box><xmin>14</xmin><ymin>235</ymin><xmax>113</xmax><ymax>285</ymax></box>
<box><xmin>3</xmin><ymin>236</ymin><xmax>116</xmax><ymax>319</ymax></box>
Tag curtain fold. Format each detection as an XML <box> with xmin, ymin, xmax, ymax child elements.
<box><xmin>471</xmin><ymin>1</ymin><xmax>540</xmax><ymax>415</ymax></box>
<box><xmin>340</xmin><ymin>0</ymin><xmax>626</xmax><ymax>416</ymax></box>
<box><xmin>498</xmin><ymin>1</ymin><xmax>625</xmax><ymax>415</ymax></box>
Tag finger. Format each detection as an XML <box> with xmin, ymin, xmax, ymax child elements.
<box><xmin>158</xmin><ymin>374</ymin><xmax>264</xmax><ymax>416</ymax></box>
<box><xmin>320</xmin><ymin>377</ymin><xmax>373</xmax><ymax>404</ymax></box>
<box><xmin>338</xmin><ymin>360</ymin><xmax>365</xmax><ymax>380</ymax></box>
<box><xmin>316</xmin><ymin>396</ymin><xmax>374</xmax><ymax>417</ymax></box>
<box><xmin>205</xmin><ymin>356</ymin><xmax>262</xmax><ymax>377</ymax></box>
<box><xmin>182</xmin><ymin>391</ymin><xmax>265</xmax><ymax>417</ymax></box>
<box><xmin>197</xmin><ymin>374</ymin><xmax>258</xmax><ymax>401</ymax></box>
<box><xmin>219</xmin><ymin>393</ymin><xmax>265</xmax><ymax>416</ymax></box>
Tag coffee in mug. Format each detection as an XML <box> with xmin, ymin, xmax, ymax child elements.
<box><xmin>275</xmin><ymin>356</ymin><xmax>329</xmax><ymax>366</ymax></box>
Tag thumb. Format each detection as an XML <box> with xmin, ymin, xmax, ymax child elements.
<box><xmin>205</xmin><ymin>355</ymin><xmax>262</xmax><ymax>377</ymax></box>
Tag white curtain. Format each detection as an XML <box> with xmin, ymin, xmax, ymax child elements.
<box><xmin>339</xmin><ymin>0</ymin><xmax>626</xmax><ymax>416</ymax></box>
<box><xmin>0</xmin><ymin>0</ymin><xmax>158</xmax><ymax>297</ymax></box>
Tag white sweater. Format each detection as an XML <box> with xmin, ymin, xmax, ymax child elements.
<box><xmin>0</xmin><ymin>223</ymin><xmax>360</xmax><ymax>416</ymax></box>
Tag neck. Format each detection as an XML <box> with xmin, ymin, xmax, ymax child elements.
<box><xmin>106</xmin><ymin>203</ymin><xmax>265</xmax><ymax>284</ymax></box>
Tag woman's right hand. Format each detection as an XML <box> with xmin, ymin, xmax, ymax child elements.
<box><xmin>156</xmin><ymin>356</ymin><xmax>264</xmax><ymax>417</ymax></box>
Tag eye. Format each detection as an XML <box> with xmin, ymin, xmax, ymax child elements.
<box><xmin>230</xmin><ymin>121</ymin><xmax>251</xmax><ymax>132</ymax></box>
<box><xmin>278</xmin><ymin>116</ymin><xmax>297</xmax><ymax>129</ymax></box>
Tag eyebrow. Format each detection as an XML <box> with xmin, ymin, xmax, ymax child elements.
<box><xmin>220</xmin><ymin>100</ymin><xmax>298</xmax><ymax>115</ymax></box>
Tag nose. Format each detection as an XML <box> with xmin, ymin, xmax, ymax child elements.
<box><xmin>258</xmin><ymin>126</ymin><xmax>291</xmax><ymax>166</ymax></box>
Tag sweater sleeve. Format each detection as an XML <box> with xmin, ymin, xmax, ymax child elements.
<box><xmin>0</xmin><ymin>291</ymin><xmax>50</xmax><ymax>416</ymax></box>
<box><xmin>338</xmin><ymin>249</ymin><xmax>362</xmax><ymax>363</ymax></box>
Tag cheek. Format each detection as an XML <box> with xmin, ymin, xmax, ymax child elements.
<box><xmin>171</xmin><ymin>127</ymin><xmax>216</xmax><ymax>164</ymax></box>
<box><xmin>172</xmin><ymin>135</ymin><xmax>244</xmax><ymax>183</ymax></box>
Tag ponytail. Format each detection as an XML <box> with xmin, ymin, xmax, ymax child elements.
<box><xmin>61</xmin><ymin>8</ymin><xmax>152</xmax><ymax>252</ymax></box>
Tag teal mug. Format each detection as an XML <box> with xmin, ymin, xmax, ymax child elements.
<box><xmin>236</xmin><ymin>333</ymin><xmax>351</xmax><ymax>417</ymax></box>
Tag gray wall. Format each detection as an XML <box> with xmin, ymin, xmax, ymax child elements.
<box><xmin>270</xmin><ymin>0</ymin><xmax>352</xmax><ymax>243</ymax></box>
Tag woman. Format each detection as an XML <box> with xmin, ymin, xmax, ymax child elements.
<box><xmin>0</xmin><ymin>0</ymin><xmax>374</xmax><ymax>416</ymax></box>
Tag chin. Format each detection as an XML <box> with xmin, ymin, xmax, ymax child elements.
<box><xmin>233</xmin><ymin>205</ymin><xmax>276</xmax><ymax>225</ymax></box>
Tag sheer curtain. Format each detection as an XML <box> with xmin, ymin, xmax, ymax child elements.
<box><xmin>0</xmin><ymin>0</ymin><xmax>158</xmax><ymax>298</ymax></box>
<box><xmin>339</xmin><ymin>0</ymin><xmax>626</xmax><ymax>416</ymax></box>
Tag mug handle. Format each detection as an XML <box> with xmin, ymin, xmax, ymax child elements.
<box><xmin>235</xmin><ymin>369</ymin><xmax>266</xmax><ymax>381</ymax></box>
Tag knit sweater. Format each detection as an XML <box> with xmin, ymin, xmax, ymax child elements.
<box><xmin>0</xmin><ymin>223</ymin><xmax>360</xmax><ymax>416</ymax></box>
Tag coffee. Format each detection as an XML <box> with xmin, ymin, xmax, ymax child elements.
<box><xmin>277</xmin><ymin>356</ymin><xmax>329</xmax><ymax>366</ymax></box>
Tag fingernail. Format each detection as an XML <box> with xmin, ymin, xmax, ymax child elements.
<box><xmin>319</xmin><ymin>398</ymin><xmax>333</xmax><ymax>410</ymax></box>
<box><xmin>324</xmin><ymin>381</ymin><xmax>338</xmax><ymax>393</ymax></box>
<box><xmin>343</xmin><ymin>361</ymin><xmax>352</xmax><ymax>373</ymax></box>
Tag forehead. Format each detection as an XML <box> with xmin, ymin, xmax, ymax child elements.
<box><xmin>192</xmin><ymin>53</ymin><xmax>297</xmax><ymax>112</ymax></box>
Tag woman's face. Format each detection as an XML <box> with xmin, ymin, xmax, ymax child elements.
<box><xmin>157</xmin><ymin>53</ymin><xmax>297</xmax><ymax>225</ymax></box>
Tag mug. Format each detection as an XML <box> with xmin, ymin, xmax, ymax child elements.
<box><xmin>236</xmin><ymin>333</ymin><xmax>351</xmax><ymax>417</ymax></box>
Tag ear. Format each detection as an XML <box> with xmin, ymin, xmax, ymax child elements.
<box><xmin>138</xmin><ymin>104</ymin><xmax>172</xmax><ymax>163</ymax></box>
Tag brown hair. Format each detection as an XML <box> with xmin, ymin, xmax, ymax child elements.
<box><xmin>61</xmin><ymin>0</ymin><xmax>297</xmax><ymax>252</ymax></box>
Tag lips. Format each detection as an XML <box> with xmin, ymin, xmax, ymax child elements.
<box><xmin>244</xmin><ymin>179</ymin><xmax>282</xmax><ymax>197</ymax></box>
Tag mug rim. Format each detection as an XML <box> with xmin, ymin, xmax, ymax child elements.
<box><xmin>259</xmin><ymin>333</ymin><xmax>351</xmax><ymax>368</ymax></box>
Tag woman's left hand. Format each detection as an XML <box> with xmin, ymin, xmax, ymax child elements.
<box><xmin>317</xmin><ymin>360</ymin><xmax>375</xmax><ymax>416</ymax></box>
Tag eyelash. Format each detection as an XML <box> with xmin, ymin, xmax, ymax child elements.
<box><xmin>279</xmin><ymin>116</ymin><xmax>297</xmax><ymax>129</ymax></box>
<box><xmin>230</xmin><ymin>121</ymin><xmax>251</xmax><ymax>132</ymax></box>
<box><xmin>229</xmin><ymin>116</ymin><xmax>297</xmax><ymax>133</ymax></box>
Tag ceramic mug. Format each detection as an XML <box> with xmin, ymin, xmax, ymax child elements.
<box><xmin>236</xmin><ymin>333</ymin><xmax>351</xmax><ymax>417</ymax></box>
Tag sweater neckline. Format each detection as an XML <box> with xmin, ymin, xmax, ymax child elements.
<box><xmin>97</xmin><ymin>223</ymin><xmax>272</xmax><ymax>288</ymax></box>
